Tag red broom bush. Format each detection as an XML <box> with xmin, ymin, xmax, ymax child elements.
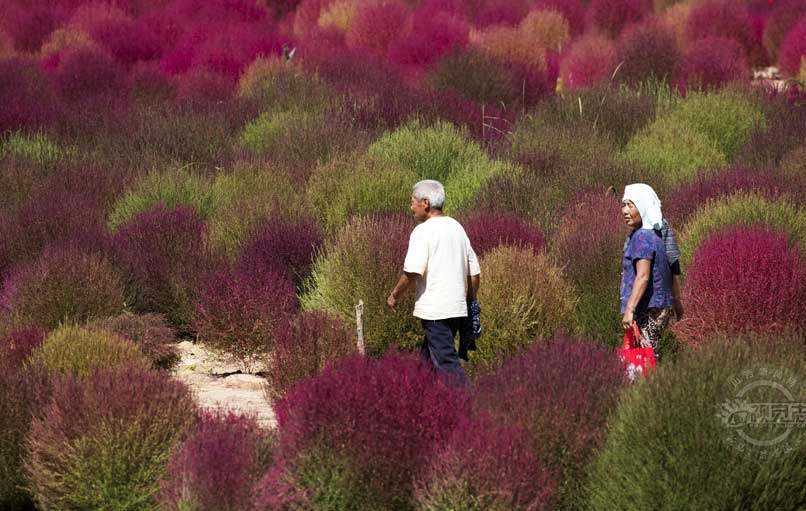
<box><xmin>129</xmin><ymin>61</ymin><xmax>177</xmax><ymax>104</ymax></box>
<box><xmin>615</xmin><ymin>19</ymin><xmax>681</xmax><ymax>86</ymax></box>
<box><xmin>89</xmin><ymin>17</ymin><xmax>163</xmax><ymax>68</ymax></box>
<box><xmin>52</xmin><ymin>48</ymin><xmax>127</xmax><ymax>103</ymax></box>
<box><xmin>536</xmin><ymin>0</ymin><xmax>585</xmax><ymax>35</ymax></box>
<box><xmin>388</xmin><ymin>10</ymin><xmax>469</xmax><ymax>68</ymax></box>
<box><xmin>0</xmin><ymin>56</ymin><xmax>59</xmax><ymax>133</ymax></box>
<box><xmin>87</xmin><ymin>312</ymin><xmax>179</xmax><ymax>370</ymax></box>
<box><xmin>685</xmin><ymin>0</ymin><xmax>758</xmax><ymax>64</ymax></box>
<box><xmin>159</xmin><ymin>410</ymin><xmax>275</xmax><ymax>511</ymax></box>
<box><xmin>236</xmin><ymin>216</ymin><xmax>323</xmax><ymax>289</ymax></box>
<box><xmin>460</xmin><ymin>209</ymin><xmax>545</xmax><ymax>257</ymax></box>
<box><xmin>559</xmin><ymin>33</ymin><xmax>617</xmax><ymax>90</ymax></box>
<box><xmin>265</xmin><ymin>309</ymin><xmax>356</xmax><ymax>399</ymax></box>
<box><xmin>5</xmin><ymin>5</ymin><xmax>67</xmax><ymax>52</ymax></box>
<box><xmin>25</xmin><ymin>365</ymin><xmax>197</xmax><ymax>511</ymax></box>
<box><xmin>0</xmin><ymin>326</ymin><xmax>46</xmax><ymax>369</ymax></box>
<box><xmin>175</xmin><ymin>69</ymin><xmax>235</xmax><ymax>109</ymax></box>
<box><xmin>473</xmin><ymin>0</ymin><xmax>530</xmax><ymax>28</ymax></box>
<box><xmin>673</xmin><ymin>226</ymin><xmax>806</xmax><ymax>345</ymax></box>
<box><xmin>778</xmin><ymin>16</ymin><xmax>806</xmax><ymax>78</ymax></box>
<box><xmin>474</xmin><ymin>335</ymin><xmax>626</xmax><ymax>509</ymax></box>
<box><xmin>110</xmin><ymin>205</ymin><xmax>217</xmax><ymax>331</ymax></box>
<box><xmin>345</xmin><ymin>0</ymin><xmax>409</xmax><ymax>57</ymax></box>
<box><xmin>762</xmin><ymin>0</ymin><xmax>806</xmax><ymax>62</ymax></box>
<box><xmin>414</xmin><ymin>414</ymin><xmax>555</xmax><ymax>511</ymax></box>
<box><xmin>1</xmin><ymin>247</ymin><xmax>125</xmax><ymax>330</ymax></box>
<box><xmin>269</xmin><ymin>352</ymin><xmax>472</xmax><ymax>507</ymax></box>
<box><xmin>675</xmin><ymin>36</ymin><xmax>748</xmax><ymax>91</ymax></box>
<box><xmin>587</xmin><ymin>0</ymin><xmax>651</xmax><ymax>38</ymax></box>
<box><xmin>194</xmin><ymin>268</ymin><xmax>297</xmax><ymax>362</ymax></box>
<box><xmin>664</xmin><ymin>167</ymin><xmax>792</xmax><ymax>225</ymax></box>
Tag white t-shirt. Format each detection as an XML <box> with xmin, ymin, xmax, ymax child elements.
<box><xmin>403</xmin><ymin>216</ymin><xmax>481</xmax><ymax>320</ymax></box>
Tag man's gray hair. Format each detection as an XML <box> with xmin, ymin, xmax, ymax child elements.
<box><xmin>412</xmin><ymin>180</ymin><xmax>445</xmax><ymax>210</ymax></box>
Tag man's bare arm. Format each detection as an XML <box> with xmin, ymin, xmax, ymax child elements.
<box><xmin>387</xmin><ymin>272</ymin><xmax>419</xmax><ymax>309</ymax></box>
<box><xmin>467</xmin><ymin>274</ymin><xmax>480</xmax><ymax>301</ymax></box>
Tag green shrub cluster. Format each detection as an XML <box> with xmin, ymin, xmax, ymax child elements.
<box><xmin>0</xmin><ymin>132</ymin><xmax>73</xmax><ymax>167</ymax></box>
<box><xmin>679</xmin><ymin>193</ymin><xmax>806</xmax><ymax>270</ymax></box>
<box><xmin>472</xmin><ymin>246</ymin><xmax>578</xmax><ymax>371</ymax></box>
<box><xmin>107</xmin><ymin>165</ymin><xmax>216</xmax><ymax>231</ymax></box>
<box><xmin>585</xmin><ymin>333</ymin><xmax>806</xmax><ymax>510</ymax></box>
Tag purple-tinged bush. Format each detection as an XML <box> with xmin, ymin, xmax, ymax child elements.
<box><xmin>159</xmin><ymin>410</ymin><xmax>275</xmax><ymax>511</ymax></box>
<box><xmin>474</xmin><ymin>336</ymin><xmax>626</xmax><ymax>510</ymax></box>
<box><xmin>28</xmin><ymin>324</ymin><xmax>152</xmax><ymax>379</ymax></box>
<box><xmin>586</xmin><ymin>334</ymin><xmax>806</xmax><ymax>510</ymax></box>
<box><xmin>174</xmin><ymin>69</ymin><xmax>236</xmax><ymax>110</ymax></box>
<box><xmin>1</xmin><ymin>248</ymin><xmax>125</xmax><ymax>330</ymax></box>
<box><xmin>587</xmin><ymin>0</ymin><xmax>651</xmax><ymax>38</ymax></box>
<box><xmin>52</xmin><ymin>48</ymin><xmax>127</xmax><ymax>103</ymax></box>
<box><xmin>129</xmin><ymin>62</ymin><xmax>177</xmax><ymax>104</ymax></box>
<box><xmin>559</xmin><ymin>33</ymin><xmax>617</xmax><ymax>90</ymax></box>
<box><xmin>675</xmin><ymin>36</ymin><xmax>748</xmax><ymax>91</ymax></box>
<box><xmin>778</xmin><ymin>146</ymin><xmax>806</xmax><ymax>186</ymax></box>
<box><xmin>0</xmin><ymin>56</ymin><xmax>59</xmax><ymax>133</ymax></box>
<box><xmin>685</xmin><ymin>0</ymin><xmax>759</xmax><ymax>65</ymax></box>
<box><xmin>87</xmin><ymin>312</ymin><xmax>179</xmax><ymax>370</ymax></box>
<box><xmin>302</xmin><ymin>214</ymin><xmax>421</xmax><ymax>354</ymax></box>
<box><xmin>266</xmin><ymin>310</ymin><xmax>356</xmax><ymax>399</ymax></box>
<box><xmin>778</xmin><ymin>16</ymin><xmax>806</xmax><ymax>78</ymax></box>
<box><xmin>0</xmin><ymin>326</ymin><xmax>46</xmax><ymax>369</ymax></box>
<box><xmin>762</xmin><ymin>0</ymin><xmax>806</xmax><ymax>62</ymax></box>
<box><xmin>110</xmin><ymin>205</ymin><xmax>217</xmax><ymax>331</ymax></box>
<box><xmin>345</xmin><ymin>0</ymin><xmax>409</xmax><ymax>57</ymax></box>
<box><xmin>536</xmin><ymin>0</ymin><xmax>585</xmax><ymax>35</ymax></box>
<box><xmin>474</xmin><ymin>246</ymin><xmax>578</xmax><ymax>371</ymax></box>
<box><xmin>736</xmin><ymin>94</ymin><xmax>806</xmax><ymax>169</ymax></box>
<box><xmin>89</xmin><ymin>17</ymin><xmax>163</xmax><ymax>67</ymax></box>
<box><xmin>0</xmin><ymin>348</ymin><xmax>49</xmax><ymax>510</ymax></box>
<box><xmin>6</xmin><ymin>5</ymin><xmax>67</xmax><ymax>52</ymax></box>
<box><xmin>194</xmin><ymin>268</ymin><xmax>297</xmax><ymax>363</ymax></box>
<box><xmin>473</xmin><ymin>0</ymin><xmax>529</xmax><ymax>27</ymax></box>
<box><xmin>25</xmin><ymin>365</ymin><xmax>197</xmax><ymax>511</ymax></box>
<box><xmin>551</xmin><ymin>190</ymin><xmax>626</xmax><ymax>344</ymax></box>
<box><xmin>414</xmin><ymin>414</ymin><xmax>555</xmax><ymax>511</ymax></box>
<box><xmin>268</xmin><ymin>352</ymin><xmax>472</xmax><ymax>508</ymax></box>
<box><xmin>235</xmin><ymin>216</ymin><xmax>323</xmax><ymax>288</ymax></box>
<box><xmin>615</xmin><ymin>19</ymin><xmax>681</xmax><ymax>86</ymax></box>
<box><xmin>674</xmin><ymin>226</ymin><xmax>806</xmax><ymax>346</ymax></box>
<box><xmin>460</xmin><ymin>209</ymin><xmax>545</xmax><ymax>257</ymax></box>
<box><xmin>388</xmin><ymin>10</ymin><xmax>469</xmax><ymax>68</ymax></box>
<box><xmin>664</xmin><ymin>167</ymin><xmax>793</xmax><ymax>225</ymax></box>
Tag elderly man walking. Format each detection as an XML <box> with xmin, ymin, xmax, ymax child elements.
<box><xmin>387</xmin><ymin>180</ymin><xmax>480</xmax><ymax>384</ymax></box>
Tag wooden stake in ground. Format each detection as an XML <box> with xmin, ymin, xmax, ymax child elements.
<box><xmin>355</xmin><ymin>300</ymin><xmax>365</xmax><ymax>355</ymax></box>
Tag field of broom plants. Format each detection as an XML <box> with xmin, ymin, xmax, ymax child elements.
<box><xmin>1</xmin><ymin>0</ymin><xmax>805</xmax><ymax>509</ymax></box>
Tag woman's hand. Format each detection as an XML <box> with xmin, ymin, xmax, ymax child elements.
<box><xmin>673</xmin><ymin>299</ymin><xmax>684</xmax><ymax>320</ymax></box>
<box><xmin>622</xmin><ymin>309</ymin><xmax>635</xmax><ymax>330</ymax></box>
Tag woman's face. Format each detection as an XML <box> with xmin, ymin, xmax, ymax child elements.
<box><xmin>622</xmin><ymin>200</ymin><xmax>642</xmax><ymax>230</ymax></box>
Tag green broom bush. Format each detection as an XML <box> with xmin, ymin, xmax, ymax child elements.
<box><xmin>585</xmin><ymin>333</ymin><xmax>806</xmax><ymax>511</ymax></box>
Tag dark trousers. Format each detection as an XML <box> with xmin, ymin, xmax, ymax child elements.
<box><xmin>420</xmin><ymin>318</ymin><xmax>467</xmax><ymax>386</ymax></box>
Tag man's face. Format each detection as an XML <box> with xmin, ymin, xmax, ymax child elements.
<box><xmin>411</xmin><ymin>194</ymin><xmax>429</xmax><ymax>222</ymax></box>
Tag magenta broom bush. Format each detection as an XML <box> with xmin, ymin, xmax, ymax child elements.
<box><xmin>129</xmin><ymin>61</ymin><xmax>177</xmax><ymax>104</ymax></box>
<box><xmin>174</xmin><ymin>69</ymin><xmax>236</xmax><ymax>110</ymax></box>
<box><xmin>0</xmin><ymin>56</ymin><xmax>59</xmax><ymax>133</ymax></box>
<box><xmin>675</xmin><ymin>36</ymin><xmax>748</xmax><ymax>91</ymax></box>
<box><xmin>413</xmin><ymin>414</ymin><xmax>555</xmax><ymax>511</ymax></box>
<box><xmin>474</xmin><ymin>335</ymin><xmax>626</xmax><ymax>509</ymax></box>
<box><xmin>89</xmin><ymin>17</ymin><xmax>163</xmax><ymax>67</ymax></box>
<box><xmin>52</xmin><ymin>48</ymin><xmax>127</xmax><ymax>103</ymax></box>
<box><xmin>762</xmin><ymin>0</ymin><xmax>806</xmax><ymax>62</ymax></box>
<box><xmin>159</xmin><ymin>410</ymin><xmax>275</xmax><ymax>511</ymax></box>
<box><xmin>536</xmin><ymin>0</ymin><xmax>585</xmax><ymax>35</ymax></box>
<box><xmin>559</xmin><ymin>33</ymin><xmax>617</xmax><ymax>90</ymax></box>
<box><xmin>587</xmin><ymin>0</ymin><xmax>651</xmax><ymax>38</ymax></box>
<box><xmin>685</xmin><ymin>0</ymin><xmax>758</xmax><ymax>64</ymax></box>
<box><xmin>194</xmin><ymin>268</ymin><xmax>297</xmax><ymax>362</ymax></box>
<box><xmin>0</xmin><ymin>326</ymin><xmax>46</xmax><ymax>370</ymax></box>
<box><xmin>673</xmin><ymin>226</ymin><xmax>806</xmax><ymax>346</ymax></box>
<box><xmin>235</xmin><ymin>216</ymin><xmax>323</xmax><ymax>288</ymax></box>
<box><xmin>345</xmin><ymin>0</ymin><xmax>409</xmax><ymax>57</ymax></box>
<box><xmin>110</xmin><ymin>205</ymin><xmax>217</xmax><ymax>331</ymax></box>
<box><xmin>473</xmin><ymin>0</ymin><xmax>530</xmax><ymax>28</ymax></box>
<box><xmin>1</xmin><ymin>247</ymin><xmax>125</xmax><ymax>331</ymax></box>
<box><xmin>268</xmin><ymin>352</ymin><xmax>472</xmax><ymax>508</ymax></box>
<box><xmin>87</xmin><ymin>312</ymin><xmax>179</xmax><ymax>370</ymax></box>
<box><xmin>387</xmin><ymin>10</ymin><xmax>469</xmax><ymax>68</ymax></box>
<box><xmin>266</xmin><ymin>309</ymin><xmax>356</xmax><ymax>399</ymax></box>
<box><xmin>664</xmin><ymin>167</ymin><xmax>792</xmax><ymax>225</ymax></box>
<box><xmin>778</xmin><ymin>16</ymin><xmax>806</xmax><ymax>78</ymax></box>
<box><xmin>460</xmin><ymin>209</ymin><xmax>545</xmax><ymax>257</ymax></box>
<box><xmin>5</xmin><ymin>4</ymin><xmax>67</xmax><ymax>52</ymax></box>
<box><xmin>25</xmin><ymin>365</ymin><xmax>197</xmax><ymax>511</ymax></box>
<box><xmin>615</xmin><ymin>19</ymin><xmax>681</xmax><ymax>86</ymax></box>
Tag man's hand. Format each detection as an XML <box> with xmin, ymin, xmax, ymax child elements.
<box><xmin>622</xmin><ymin>309</ymin><xmax>635</xmax><ymax>330</ymax></box>
<box><xmin>387</xmin><ymin>272</ymin><xmax>418</xmax><ymax>311</ymax></box>
<box><xmin>387</xmin><ymin>293</ymin><xmax>397</xmax><ymax>310</ymax></box>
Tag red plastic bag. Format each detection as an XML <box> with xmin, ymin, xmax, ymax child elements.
<box><xmin>617</xmin><ymin>322</ymin><xmax>656</xmax><ymax>381</ymax></box>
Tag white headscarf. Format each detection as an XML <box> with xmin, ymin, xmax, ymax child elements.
<box><xmin>623</xmin><ymin>183</ymin><xmax>663</xmax><ymax>231</ymax></box>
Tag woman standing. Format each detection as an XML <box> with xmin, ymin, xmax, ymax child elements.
<box><xmin>620</xmin><ymin>184</ymin><xmax>675</xmax><ymax>360</ymax></box>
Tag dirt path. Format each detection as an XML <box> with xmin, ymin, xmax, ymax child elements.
<box><xmin>170</xmin><ymin>341</ymin><xmax>276</xmax><ymax>428</ymax></box>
